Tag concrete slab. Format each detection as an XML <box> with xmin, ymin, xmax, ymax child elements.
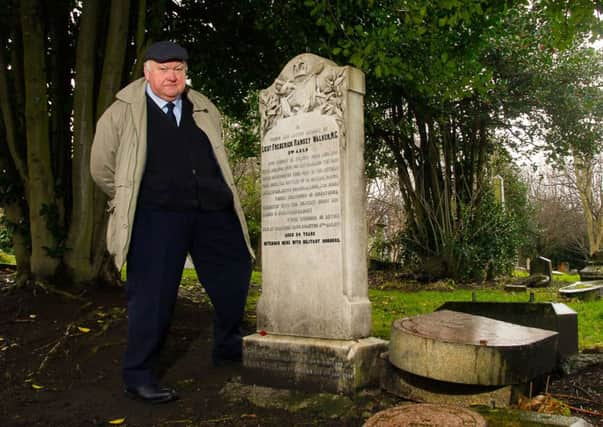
<box><xmin>559</xmin><ymin>281</ymin><xmax>603</xmax><ymax>300</ymax></box>
<box><xmin>389</xmin><ymin>310</ymin><xmax>558</xmax><ymax>385</ymax></box>
<box><xmin>436</xmin><ymin>302</ymin><xmax>578</xmax><ymax>361</ymax></box>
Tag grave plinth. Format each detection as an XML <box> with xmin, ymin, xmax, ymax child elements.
<box><xmin>243</xmin><ymin>335</ymin><xmax>385</xmax><ymax>394</ymax></box>
<box><xmin>389</xmin><ymin>310</ymin><xmax>558</xmax><ymax>386</ymax></box>
<box><xmin>243</xmin><ymin>53</ymin><xmax>386</xmax><ymax>394</ymax></box>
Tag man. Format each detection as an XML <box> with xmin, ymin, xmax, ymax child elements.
<box><xmin>91</xmin><ymin>41</ymin><xmax>253</xmax><ymax>404</ymax></box>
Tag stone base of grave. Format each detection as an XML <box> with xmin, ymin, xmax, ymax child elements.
<box><xmin>242</xmin><ymin>334</ymin><xmax>387</xmax><ymax>394</ymax></box>
<box><xmin>380</xmin><ymin>353</ymin><xmax>536</xmax><ymax>408</ymax></box>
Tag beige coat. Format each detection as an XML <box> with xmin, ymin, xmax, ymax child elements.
<box><xmin>90</xmin><ymin>77</ymin><xmax>253</xmax><ymax>269</ymax></box>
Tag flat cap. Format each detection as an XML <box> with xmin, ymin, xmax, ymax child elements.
<box><xmin>144</xmin><ymin>41</ymin><xmax>189</xmax><ymax>62</ymax></box>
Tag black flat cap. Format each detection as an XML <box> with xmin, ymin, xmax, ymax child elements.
<box><xmin>144</xmin><ymin>41</ymin><xmax>189</xmax><ymax>62</ymax></box>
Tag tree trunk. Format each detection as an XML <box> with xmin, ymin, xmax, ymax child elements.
<box><xmin>97</xmin><ymin>0</ymin><xmax>131</xmax><ymax>114</ymax></box>
<box><xmin>20</xmin><ymin>0</ymin><xmax>60</xmax><ymax>280</ymax></box>
<box><xmin>66</xmin><ymin>0</ymin><xmax>131</xmax><ymax>285</ymax></box>
<box><xmin>573</xmin><ymin>155</ymin><xmax>600</xmax><ymax>255</ymax></box>
<box><xmin>4</xmin><ymin>201</ymin><xmax>31</xmax><ymax>283</ymax></box>
<box><xmin>0</xmin><ymin>40</ymin><xmax>28</xmax><ymax>187</ymax></box>
<box><xmin>64</xmin><ymin>0</ymin><xmax>102</xmax><ymax>283</ymax></box>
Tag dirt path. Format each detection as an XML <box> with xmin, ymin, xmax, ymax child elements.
<box><xmin>0</xmin><ymin>280</ymin><xmax>600</xmax><ymax>426</ymax></box>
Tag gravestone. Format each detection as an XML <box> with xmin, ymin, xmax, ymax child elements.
<box><xmin>530</xmin><ymin>256</ymin><xmax>552</xmax><ymax>283</ymax></box>
<box><xmin>579</xmin><ymin>250</ymin><xmax>603</xmax><ymax>281</ymax></box>
<box><xmin>436</xmin><ymin>301</ymin><xmax>578</xmax><ymax>362</ymax></box>
<box><xmin>389</xmin><ymin>310</ymin><xmax>558</xmax><ymax>385</ymax></box>
<box><xmin>243</xmin><ymin>53</ymin><xmax>386</xmax><ymax>394</ymax></box>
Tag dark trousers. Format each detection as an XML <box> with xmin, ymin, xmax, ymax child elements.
<box><xmin>122</xmin><ymin>206</ymin><xmax>251</xmax><ymax>387</ymax></box>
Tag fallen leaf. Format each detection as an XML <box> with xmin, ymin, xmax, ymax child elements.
<box><xmin>241</xmin><ymin>413</ymin><xmax>257</xmax><ymax>419</ymax></box>
<box><xmin>108</xmin><ymin>418</ymin><xmax>126</xmax><ymax>425</ymax></box>
<box><xmin>259</xmin><ymin>330</ymin><xmax>267</xmax><ymax>336</ymax></box>
<box><xmin>31</xmin><ymin>383</ymin><xmax>44</xmax><ymax>390</ymax></box>
<box><xmin>77</xmin><ymin>326</ymin><xmax>91</xmax><ymax>333</ymax></box>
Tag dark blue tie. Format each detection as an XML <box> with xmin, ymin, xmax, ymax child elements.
<box><xmin>165</xmin><ymin>102</ymin><xmax>177</xmax><ymax>126</ymax></box>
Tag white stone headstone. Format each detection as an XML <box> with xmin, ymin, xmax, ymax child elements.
<box><xmin>257</xmin><ymin>53</ymin><xmax>371</xmax><ymax>340</ymax></box>
<box><xmin>243</xmin><ymin>54</ymin><xmax>386</xmax><ymax>394</ymax></box>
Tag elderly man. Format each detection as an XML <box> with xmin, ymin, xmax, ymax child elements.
<box><xmin>91</xmin><ymin>41</ymin><xmax>253</xmax><ymax>404</ymax></box>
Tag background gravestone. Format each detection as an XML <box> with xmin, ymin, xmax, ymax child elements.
<box><xmin>243</xmin><ymin>53</ymin><xmax>386</xmax><ymax>394</ymax></box>
<box><xmin>530</xmin><ymin>256</ymin><xmax>552</xmax><ymax>283</ymax></box>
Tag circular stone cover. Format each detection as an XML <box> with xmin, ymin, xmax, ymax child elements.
<box><xmin>388</xmin><ymin>309</ymin><xmax>558</xmax><ymax>385</ymax></box>
<box><xmin>363</xmin><ymin>404</ymin><xmax>487</xmax><ymax>427</ymax></box>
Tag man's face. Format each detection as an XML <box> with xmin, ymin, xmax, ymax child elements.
<box><xmin>144</xmin><ymin>60</ymin><xmax>187</xmax><ymax>101</ymax></box>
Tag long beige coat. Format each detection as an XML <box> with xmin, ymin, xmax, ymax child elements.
<box><xmin>90</xmin><ymin>77</ymin><xmax>253</xmax><ymax>269</ymax></box>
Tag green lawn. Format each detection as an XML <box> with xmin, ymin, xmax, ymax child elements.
<box><xmin>101</xmin><ymin>266</ymin><xmax>603</xmax><ymax>351</ymax></box>
<box><xmin>243</xmin><ymin>270</ymin><xmax>601</xmax><ymax>351</ymax></box>
<box><xmin>369</xmin><ymin>287</ymin><xmax>602</xmax><ymax>350</ymax></box>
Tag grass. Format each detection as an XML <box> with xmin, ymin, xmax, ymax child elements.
<box><xmin>241</xmin><ymin>270</ymin><xmax>601</xmax><ymax>351</ymax></box>
<box><xmin>126</xmin><ymin>266</ymin><xmax>599</xmax><ymax>351</ymax></box>
<box><xmin>0</xmin><ymin>250</ymin><xmax>16</xmax><ymax>265</ymax></box>
<box><xmin>369</xmin><ymin>286</ymin><xmax>602</xmax><ymax>350</ymax></box>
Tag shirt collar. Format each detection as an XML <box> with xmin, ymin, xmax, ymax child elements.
<box><xmin>145</xmin><ymin>83</ymin><xmax>182</xmax><ymax>110</ymax></box>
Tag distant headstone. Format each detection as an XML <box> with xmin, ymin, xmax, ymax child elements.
<box><xmin>579</xmin><ymin>250</ymin><xmax>603</xmax><ymax>281</ymax></box>
<box><xmin>530</xmin><ymin>256</ymin><xmax>552</xmax><ymax>283</ymax></box>
<box><xmin>243</xmin><ymin>53</ymin><xmax>386</xmax><ymax>394</ymax></box>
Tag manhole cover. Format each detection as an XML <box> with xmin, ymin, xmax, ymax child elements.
<box><xmin>364</xmin><ymin>404</ymin><xmax>487</xmax><ymax>427</ymax></box>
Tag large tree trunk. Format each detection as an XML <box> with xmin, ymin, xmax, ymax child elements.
<box><xmin>573</xmin><ymin>155</ymin><xmax>602</xmax><ymax>256</ymax></box>
<box><xmin>65</xmin><ymin>0</ymin><xmax>131</xmax><ymax>285</ymax></box>
<box><xmin>97</xmin><ymin>0</ymin><xmax>131</xmax><ymax>114</ymax></box>
<box><xmin>20</xmin><ymin>0</ymin><xmax>60</xmax><ymax>280</ymax></box>
<box><xmin>64</xmin><ymin>0</ymin><xmax>103</xmax><ymax>283</ymax></box>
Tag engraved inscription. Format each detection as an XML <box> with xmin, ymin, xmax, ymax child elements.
<box><xmin>246</xmin><ymin>346</ymin><xmax>355</xmax><ymax>381</ymax></box>
<box><xmin>261</xmin><ymin>112</ymin><xmax>342</xmax><ymax>247</ymax></box>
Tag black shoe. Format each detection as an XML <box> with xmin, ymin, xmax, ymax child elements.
<box><xmin>125</xmin><ymin>384</ymin><xmax>178</xmax><ymax>404</ymax></box>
